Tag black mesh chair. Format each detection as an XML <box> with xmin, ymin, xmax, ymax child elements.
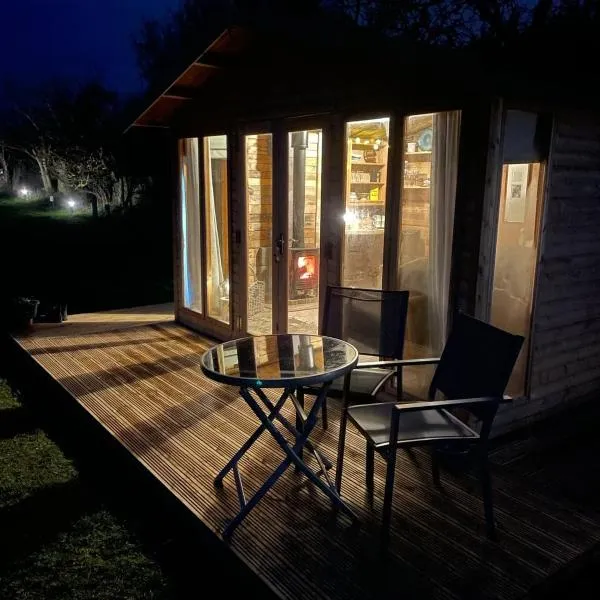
<box><xmin>306</xmin><ymin>286</ymin><xmax>409</xmax><ymax>430</ymax></box>
<box><xmin>336</xmin><ymin>312</ymin><xmax>524</xmax><ymax>552</ymax></box>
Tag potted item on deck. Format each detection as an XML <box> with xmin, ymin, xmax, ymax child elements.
<box><xmin>10</xmin><ymin>297</ymin><xmax>40</xmax><ymax>329</ymax></box>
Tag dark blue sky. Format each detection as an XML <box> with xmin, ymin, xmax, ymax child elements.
<box><xmin>1</xmin><ymin>0</ymin><xmax>178</xmax><ymax>97</ymax></box>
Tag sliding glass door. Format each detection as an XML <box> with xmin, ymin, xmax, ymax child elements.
<box><xmin>179</xmin><ymin>138</ymin><xmax>203</xmax><ymax>313</ymax></box>
<box><xmin>342</xmin><ymin>118</ymin><xmax>390</xmax><ymax>289</ymax></box>
<box><xmin>286</xmin><ymin>129</ymin><xmax>323</xmax><ymax>334</ymax></box>
<box><xmin>178</xmin><ymin>134</ymin><xmax>231</xmax><ymax>333</ymax></box>
<box><xmin>203</xmin><ymin>135</ymin><xmax>231</xmax><ymax>324</ymax></box>
<box><xmin>245</xmin><ymin>133</ymin><xmax>274</xmax><ymax>335</ymax></box>
<box><xmin>243</xmin><ymin>126</ymin><xmax>324</xmax><ymax>335</ymax></box>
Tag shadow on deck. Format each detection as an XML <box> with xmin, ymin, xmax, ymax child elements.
<box><xmin>5</xmin><ymin>305</ymin><xmax>600</xmax><ymax>600</ymax></box>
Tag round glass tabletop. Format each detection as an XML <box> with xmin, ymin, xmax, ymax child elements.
<box><xmin>201</xmin><ymin>334</ymin><xmax>359</xmax><ymax>388</ymax></box>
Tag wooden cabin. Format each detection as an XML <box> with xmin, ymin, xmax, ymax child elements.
<box><xmin>130</xmin><ymin>25</ymin><xmax>600</xmax><ymax>434</ymax></box>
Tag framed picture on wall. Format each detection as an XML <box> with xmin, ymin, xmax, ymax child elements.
<box><xmin>504</xmin><ymin>163</ymin><xmax>529</xmax><ymax>223</ymax></box>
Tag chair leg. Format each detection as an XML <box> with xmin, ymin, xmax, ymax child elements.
<box><xmin>296</xmin><ymin>388</ymin><xmax>304</xmax><ymax>464</ymax></box>
<box><xmin>321</xmin><ymin>397</ymin><xmax>328</xmax><ymax>430</ymax></box>
<box><xmin>479</xmin><ymin>451</ymin><xmax>496</xmax><ymax>541</ymax></box>
<box><xmin>380</xmin><ymin>446</ymin><xmax>398</xmax><ymax>555</ymax></box>
<box><xmin>334</xmin><ymin>405</ymin><xmax>349</xmax><ymax>493</ymax></box>
<box><xmin>366</xmin><ymin>444</ymin><xmax>375</xmax><ymax>497</ymax></box>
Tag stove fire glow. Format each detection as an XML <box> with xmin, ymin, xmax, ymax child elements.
<box><xmin>297</xmin><ymin>255</ymin><xmax>316</xmax><ymax>280</ymax></box>
<box><xmin>289</xmin><ymin>248</ymin><xmax>319</xmax><ymax>299</ymax></box>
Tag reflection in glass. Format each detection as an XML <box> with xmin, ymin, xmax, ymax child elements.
<box><xmin>203</xmin><ymin>335</ymin><xmax>355</xmax><ymax>383</ymax></box>
<box><xmin>490</xmin><ymin>163</ymin><xmax>544</xmax><ymax>396</ymax></box>
<box><xmin>204</xmin><ymin>135</ymin><xmax>230</xmax><ymax>323</ymax></box>
<box><xmin>179</xmin><ymin>138</ymin><xmax>202</xmax><ymax>312</ymax></box>
<box><xmin>245</xmin><ymin>134</ymin><xmax>273</xmax><ymax>335</ymax></box>
<box><xmin>342</xmin><ymin>117</ymin><xmax>390</xmax><ymax>289</ymax></box>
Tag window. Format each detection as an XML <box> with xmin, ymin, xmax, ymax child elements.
<box><xmin>397</xmin><ymin>111</ymin><xmax>461</xmax><ymax>396</ymax></box>
<box><xmin>490</xmin><ymin>162</ymin><xmax>545</xmax><ymax>396</ymax></box>
<box><xmin>179</xmin><ymin>138</ymin><xmax>202</xmax><ymax>313</ymax></box>
<box><xmin>342</xmin><ymin>118</ymin><xmax>390</xmax><ymax>289</ymax></box>
<box><xmin>203</xmin><ymin>135</ymin><xmax>230</xmax><ymax>324</ymax></box>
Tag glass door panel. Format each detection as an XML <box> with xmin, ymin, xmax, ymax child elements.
<box><xmin>490</xmin><ymin>162</ymin><xmax>545</xmax><ymax>396</ymax></box>
<box><xmin>203</xmin><ymin>135</ymin><xmax>230</xmax><ymax>324</ymax></box>
<box><xmin>245</xmin><ymin>133</ymin><xmax>274</xmax><ymax>335</ymax></box>
<box><xmin>342</xmin><ymin>117</ymin><xmax>390</xmax><ymax>288</ymax></box>
<box><xmin>286</xmin><ymin>129</ymin><xmax>323</xmax><ymax>334</ymax></box>
<box><xmin>179</xmin><ymin>138</ymin><xmax>203</xmax><ymax>313</ymax></box>
<box><xmin>397</xmin><ymin>112</ymin><xmax>461</xmax><ymax>396</ymax></box>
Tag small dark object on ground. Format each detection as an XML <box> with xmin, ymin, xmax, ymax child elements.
<box><xmin>35</xmin><ymin>302</ymin><xmax>68</xmax><ymax>323</ymax></box>
<box><xmin>9</xmin><ymin>297</ymin><xmax>40</xmax><ymax>329</ymax></box>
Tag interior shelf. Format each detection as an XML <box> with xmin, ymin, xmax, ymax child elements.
<box><xmin>347</xmin><ymin>201</ymin><xmax>385</xmax><ymax>206</ymax></box>
<box><xmin>351</xmin><ymin>162</ymin><xmax>386</xmax><ymax>168</ymax></box>
<box><xmin>351</xmin><ymin>181</ymin><xmax>385</xmax><ymax>186</ymax></box>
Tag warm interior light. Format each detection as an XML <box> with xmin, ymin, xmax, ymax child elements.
<box><xmin>373</xmin><ymin>144</ymin><xmax>380</xmax><ymax>151</ymax></box>
<box><xmin>343</xmin><ymin>210</ymin><xmax>358</xmax><ymax>225</ymax></box>
<box><xmin>354</xmin><ymin>137</ymin><xmax>360</xmax><ymax>144</ymax></box>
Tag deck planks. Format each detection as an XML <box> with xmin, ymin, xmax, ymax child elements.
<box><xmin>12</xmin><ymin>309</ymin><xmax>600</xmax><ymax>600</ymax></box>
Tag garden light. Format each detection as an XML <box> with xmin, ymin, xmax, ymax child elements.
<box><xmin>19</xmin><ymin>187</ymin><xmax>29</xmax><ymax>197</ymax></box>
<box><xmin>67</xmin><ymin>199</ymin><xmax>76</xmax><ymax>209</ymax></box>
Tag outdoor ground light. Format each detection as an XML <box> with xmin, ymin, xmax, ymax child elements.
<box><xmin>19</xmin><ymin>187</ymin><xmax>29</xmax><ymax>197</ymax></box>
<box><xmin>67</xmin><ymin>199</ymin><xmax>76</xmax><ymax>209</ymax></box>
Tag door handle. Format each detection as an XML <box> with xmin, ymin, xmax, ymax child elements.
<box><xmin>275</xmin><ymin>233</ymin><xmax>285</xmax><ymax>263</ymax></box>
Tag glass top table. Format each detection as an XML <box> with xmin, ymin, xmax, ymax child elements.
<box><xmin>201</xmin><ymin>334</ymin><xmax>358</xmax><ymax>388</ymax></box>
<box><xmin>200</xmin><ymin>334</ymin><xmax>359</xmax><ymax>539</ymax></box>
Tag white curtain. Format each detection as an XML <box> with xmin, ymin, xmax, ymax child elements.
<box><xmin>428</xmin><ymin>111</ymin><xmax>461</xmax><ymax>353</ymax></box>
<box><xmin>206</xmin><ymin>144</ymin><xmax>225</xmax><ymax>312</ymax></box>
<box><xmin>180</xmin><ymin>138</ymin><xmax>202</xmax><ymax>312</ymax></box>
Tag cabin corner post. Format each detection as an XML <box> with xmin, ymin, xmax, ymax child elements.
<box><xmin>449</xmin><ymin>98</ymin><xmax>504</xmax><ymax>322</ymax></box>
<box><xmin>474</xmin><ymin>97</ymin><xmax>505</xmax><ymax>322</ymax></box>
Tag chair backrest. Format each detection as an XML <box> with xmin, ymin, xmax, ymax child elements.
<box><xmin>429</xmin><ymin>313</ymin><xmax>524</xmax><ymax>422</ymax></box>
<box><xmin>321</xmin><ymin>286</ymin><xmax>409</xmax><ymax>359</ymax></box>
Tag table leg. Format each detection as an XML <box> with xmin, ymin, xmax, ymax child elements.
<box><xmin>214</xmin><ymin>388</ymin><xmax>290</xmax><ymax>487</ymax></box>
<box><xmin>253</xmin><ymin>387</ymin><xmax>333</xmax><ymax>470</ymax></box>
<box><xmin>220</xmin><ymin>383</ymin><xmax>358</xmax><ymax>540</ymax></box>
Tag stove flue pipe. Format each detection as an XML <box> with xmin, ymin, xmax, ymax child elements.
<box><xmin>291</xmin><ymin>131</ymin><xmax>308</xmax><ymax>248</ymax></box>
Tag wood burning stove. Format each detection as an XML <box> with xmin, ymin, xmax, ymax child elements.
<box><xmin>289</xmin><ymin>248</ymin><xmax>319</xmax><ymax>299</ymax></box>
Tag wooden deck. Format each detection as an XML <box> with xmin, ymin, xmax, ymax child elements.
<box><xmin>11</xmin><ymin>306</ymin><xmax>600</xmax><ymax>600</ymax></box>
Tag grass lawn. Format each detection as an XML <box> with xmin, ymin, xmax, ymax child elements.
<box><xmin>0</xmin><ymin>380</ymin><xmax>170</xmax><ymax>599</ymax></box>
<box><xmin>0</xmin><ymin>195</ymin><xmax>173</xmax><ymax>315</ymax></box>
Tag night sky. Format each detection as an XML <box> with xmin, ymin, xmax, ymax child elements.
<box><xmin>0</xmin><ymin>0</ymin><xmax>178</xmax><ymax>99</ymax></box>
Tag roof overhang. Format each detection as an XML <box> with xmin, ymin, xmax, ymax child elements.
<box><xmin>128</xmin><ymin>26</ymin><xmax>251</xmax><ymax>131</ymax></box>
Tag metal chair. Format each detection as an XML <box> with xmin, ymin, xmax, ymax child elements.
<box><xmin>336</xmin><ymin>312</ymin><xmax>524</xmax><ymax>552</ymax></box>
<box><xmin>305</xmin><ymin>286</ymin><xmax>410</xmax><ymax>430</ymax></box>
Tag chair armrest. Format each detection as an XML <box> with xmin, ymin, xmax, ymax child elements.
<box><xmin>393</xmin><ymin>396</ymin><xmax>502</xmax><ymax>413</ymax></box>
<box><xmin>355</xmin><ymin>357</ymin><xmax>441</xmax><ymax>369</ymax></box>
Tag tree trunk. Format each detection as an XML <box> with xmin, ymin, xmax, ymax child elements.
<box><xmin>34</xmin><ymin>154</ymin><xmax>53</xmax><ymax>193</ymax></box>
<box><xmin>0</xmin><ymin>149</ymin><xmax>8</xmax><ymax>188</ymax></box>
<box><xmin>90</xmin><ymin>195</ymin><xmax>98</xmax><ymax>218</ymax></box>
